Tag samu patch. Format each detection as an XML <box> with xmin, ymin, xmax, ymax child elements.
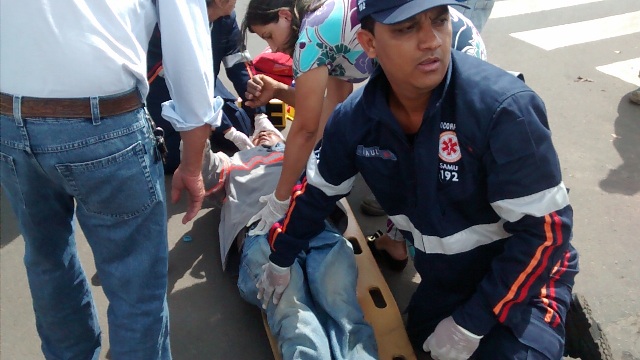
<box><xmin>439</xmin><ymin>131</ymin><xmax>462</xmax><ymax>183</ymax></box>
<box><xmin>439</xmin><ymin>131</ymin><xmax>461</xmax><ymax>163</ymax></box>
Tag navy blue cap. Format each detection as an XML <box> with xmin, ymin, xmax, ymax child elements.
<box><xmin>357</xmin><ymin>0</ymin><xmax>469</xmax><ymax>25</ymax></box>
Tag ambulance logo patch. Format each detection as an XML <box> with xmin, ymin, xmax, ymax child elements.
<box><xmin>439</xmin><ymin>131</ymin><xmax>461</xmax><ymax>163</ymax></box>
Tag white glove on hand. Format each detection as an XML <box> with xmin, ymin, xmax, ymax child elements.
<box><xmin>247</xmin><ymin>192</ymin><xmax>290</xmax><ymax>236</ymax></box>
<box><xmin>423</xmin><ymin>316</ymin><xmax>482</xmax><ymax>360</ymax></box>
<box><xmin>256</xmin><ymin>261</ymin><xmax>291</xmax><ymax>309</ymax></box>
<box><xmin>224</xmin><ymin>127</ymin><xmax>253</xmax><ymax>150</ymax></box>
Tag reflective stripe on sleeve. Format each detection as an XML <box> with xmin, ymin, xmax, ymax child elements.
<box><xmin>491</xmin><ymin>182</ymin><xmax>570</xmax><ymax>222</ymax></box>
<box><xmin>305</xmin><ymin>152</ymin><xmax>355</xmax><ymax>196</ymax></box>
<box><xmin>389</xmin><ymin>215</ymin><xmax>511</xmax><ymax>255</ymax></box>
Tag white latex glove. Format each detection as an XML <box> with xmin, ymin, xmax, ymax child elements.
<box><xmin>423</xmin><ymin>316</ymin><xmax>482</xmax><ymax>360</ymax></box>
<box><xmin>224</xmin><ymin>127</ymin><xmax>253</xmax><ymax>150</ymax></box>
<box><xmin>247</xmin><ymin>192</ymin><xmax>290</xmax><ymax>236</ymax></box>
<box><xmin>256</xmin><ymin>261</ymin><xmax>291</xmax><ymax>309</ymax></box>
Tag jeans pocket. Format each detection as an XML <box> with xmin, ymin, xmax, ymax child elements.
<box><xmin>56</xmin><ymin>141</ymin><xmax>158</xmax><ymax>219</ymax></box>
<box><xmin>0</xmin><ymin>151</ymin><xmax>26</xmax><ymax>208</ymax></box>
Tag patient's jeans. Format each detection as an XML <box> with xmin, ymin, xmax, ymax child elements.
<box><xmin>0</xmin><ymin>107</ymin><xmax>170</xmax><ymax>360</ymax></box>
<box><xmin>237</xmin><ymin>223</ymin><xmax>378</xmax><ymax>360</ymax></box>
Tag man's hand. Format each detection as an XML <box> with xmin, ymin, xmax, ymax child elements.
<box><xmin>423</xmin><ymin>316</ymin><xmax>483</xmax><ymax>360</ymax></box>
<box><xmin>245</xmin><ymin>74</ymin><xmax>281</xmax><ymax>108</ymax></box>
<box><xmin>247</xmin><ymin>192</ymin><xmax>290</xmax><ymax>236</ymax></box>
<box><xmin>256</xmin><ymin>261</ymin><xmax>291</xmax><ymax>309</ymax></box>
<box><xmin>171</xmin><ymin>165</ymin><xmax>206</xmax><ymax>224</ymax></box>
<box><xmin>172</xmin><ymin>124</ymin><xmax>211</xmax><ymax>224</ymax></box>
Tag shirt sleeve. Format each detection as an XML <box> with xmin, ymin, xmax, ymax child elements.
<box><xmin>202</xmin><ymin>146</ymin><xmax>230</xmax><ymax>193</ymax></box>
<box><xmin>452</xmin><ymin>91</ymin><xmax>574</xmax><ymax>336</ymax></box>
<box><xmin>156</xmin><ymin>0</ymin><xmax>222</xmax><ymax>131</ymax></box>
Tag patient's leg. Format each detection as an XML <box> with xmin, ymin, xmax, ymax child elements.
<box><xmin>306</xmin><ymin>226</ymin><xmax>379</xmax><ymax>360</ymax></box>
<box><xmin>237</xmin><ymin>234</ymin><xmax>332</xmax><ymax>360</ymax></box>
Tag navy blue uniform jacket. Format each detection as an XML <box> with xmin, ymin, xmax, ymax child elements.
<box><xmin>268</xmin><ymin>50</ymin><xmax>578</xmax><ymax>354</ymax></box>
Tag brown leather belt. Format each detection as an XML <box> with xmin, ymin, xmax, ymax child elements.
<box><xmin>0</xmin><ymin>90</ymin><xmax>143</xmax><ymax>119</ymax></box>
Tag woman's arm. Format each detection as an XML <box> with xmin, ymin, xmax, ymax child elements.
<box><xmin>317</xmin><ymin>76</ymin><xmax>353</xmax><ymax>141</ymax></box>
<box><xmin>273</xmin><ymin>66</ymin><xmax>329</xmax><ymax>201</ymax></box>
<box><xmin>273</xmin><ymin>68</ymin><xmax>354</xmax><ymax>200</ymax></box>
<box><xmin>247</xmin><ymin>68</ymin><xmax>355</xmax><ymax>234</ymax></box>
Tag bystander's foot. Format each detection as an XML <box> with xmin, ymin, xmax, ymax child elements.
<box><xmin>366</xmin><ymin>231</ymin><xmax>408</xmax><ymax>272</ymax></box>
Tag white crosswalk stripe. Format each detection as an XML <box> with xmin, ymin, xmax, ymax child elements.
<box><xmin>596</xmin><ymin>58</ymin><xmax>640</xmax><ymax>86</ymax></box>
<box><xmin>490</xmin><ymin>0</ymin><xmax>640</xmax><ymax>86</ymax></box>
<box><xmin>490</xmin><ymin>0</ymin><xmax>604</xmax><ymax>19</ymax></box>
<box><xmin>510</xmin><ymin>11</ymin><xmax>640</xmax><ymax>51</ymax></box>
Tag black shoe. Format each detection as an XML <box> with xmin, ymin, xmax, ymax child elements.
<box><xmin>564</xmin><ymin>293</ymin><xmax>613</xmax><ymax>360</ymax></box>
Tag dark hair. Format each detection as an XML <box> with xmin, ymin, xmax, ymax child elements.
<box><xmin>359</xmin><ymin>15</ymin><xmax>375</xmax><ymax>34</ymax></box>
<box><xmin>241</xmin><ymin>0</ymin><xmax>325</xmax><ymax>55</ymax></box>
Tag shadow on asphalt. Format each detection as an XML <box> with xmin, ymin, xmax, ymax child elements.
<box><xmin>599</xmin><ymin>92</ymin><xmax>640</xmax><ymax>195</ymax></box>
<box><xmin>165</xmin><ymin>197</ymin><xmax>273</xmax><ymax>360</ymax></box>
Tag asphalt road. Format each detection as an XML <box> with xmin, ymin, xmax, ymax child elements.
<box><xmin>1</xmin><ymin>0</ymin><xmax>639</xmax><ymax>359</ymax></box>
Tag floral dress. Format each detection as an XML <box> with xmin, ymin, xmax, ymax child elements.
<box><xmin>294</xmin><ymin>0</ymin><xmax>373</xmax><ymax>83</ymax></box>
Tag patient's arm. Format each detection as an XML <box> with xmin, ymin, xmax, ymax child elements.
<box><xmin>182</xmin><ymin>139</ymin><xmax>231</xmax><ymax>207</ymax></box>
<box><xmin>202</xmin><ymin>143</ymin><xmax>231</xmax><ymax>196</ymax></box>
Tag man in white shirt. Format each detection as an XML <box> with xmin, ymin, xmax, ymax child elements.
<box><xmin>0</xmin><ymin>0</ymin><xmax>221</xmax><ymax>358</ymax></box>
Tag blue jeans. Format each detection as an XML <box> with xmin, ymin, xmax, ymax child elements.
<box><xmin>460</xmin><ymin>0</ymin><xmax>495</xmax><ymax>32</ymax></box>
<box><xmin>0</xmin><ymin>102</ymin><xmax>171</xmax><ymax>359</ymax></box>
<box><xmin>237</xmin><ymin>224</ymin><xmax>378</xmax><ymax>360</ymax></box>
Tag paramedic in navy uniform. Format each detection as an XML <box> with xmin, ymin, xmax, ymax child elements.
<box><xmin>256</xmin><ymin>0</ymin><xmax>580</xmax><ymax>359</ymax></box>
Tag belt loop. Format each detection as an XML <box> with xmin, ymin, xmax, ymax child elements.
<box><xmin>12</xmin><ymin>95</ymin><xmax>24</xmax><ymax>126</ymax></box>
<box><xmin>90</xmin><ymin>96</ymin><xmax>100</xmax><ymax>125</ymax></box>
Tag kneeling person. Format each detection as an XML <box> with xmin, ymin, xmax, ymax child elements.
<box><xmin>198</xmin><ymin>116</ymin><xmax>378</xmax><ymax>360</ymax></box>
<box><xmin>262</xmin><ymin>1</ymin><xmax>579</xmax><ymax>359</ymax></box>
